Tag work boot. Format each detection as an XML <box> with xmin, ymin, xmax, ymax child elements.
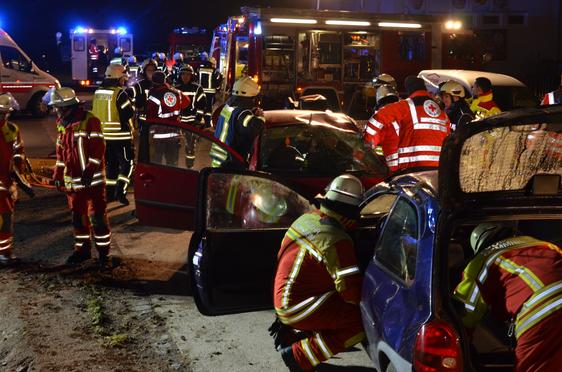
<box><xmin>280</xmin><ymin>346</ymin><xmax>304</xmax><ymax>372</ymax></box>
<box><xmin>97</xmin><ymin>251</ymin><xmax>110</xmax><ymax>269</ymax></box>
<box><xmin>66</xmin><ymin>249</ymin><xmax>92</xmax><ymax>266</ymax></box>
<box><xmin>116</xmin><ymin>193</ymin><xmax>130</xmax><ymax>206</ymax></box>
<box><xmin>0</xmin><ymin>253</ymin><xmax>20</xmax><ymax>266</ymax></box>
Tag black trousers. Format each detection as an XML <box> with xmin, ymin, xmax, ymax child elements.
<box><xmin>105</xmin><ymin>140</ymin><xmax>134</xmax><ymax>199</ymax></box>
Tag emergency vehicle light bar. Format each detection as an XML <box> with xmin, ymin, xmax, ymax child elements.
<box><xmin>325</xmin><ymin>20</ymin><xmax>371</xmax><ymax>26</ymax></box>
<box><xmin>378</xmin><ymin>22</ymin><xmax>422</xmax><ymax>29</ymax></box>
<box><xmin>270</xmin><ymin>18</ymin><xmax>317</xmax><ymax>24</ymax></box>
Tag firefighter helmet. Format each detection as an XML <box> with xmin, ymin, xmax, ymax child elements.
<box><xmin>376</xmin><ymin>84</ymin><xmax>399</xmax><ymax>103</ymax></box>
<box><xmin>470</xmin><ymin>223</ymin><xmax>516</xmax><ymax>254</ymax></box>
<box><xmin>159</xmin><ymin>52</ymin><xmax>166</xmax><ymax>61</ymax></box>
<box><xmin>324</xmin><ymin>174</ymin><xmax>364</xmax><ymax>207</ymax></box>
<box><xmin>232</xmin><ymin>76</ymin><xmax>260</xmax><ymax>97</ymax></box>
<box><xmin>128</xmin><ymin>55</ymin><xmax>137</xmax><ymax>65</ymax></box>
<box><xmin>0</xmin><ymin>93</ymin><xmax>20</xmax><ymax>112</ymax></box>
<box><xmin>105</xmin><ymin>63</ymin><xmax>128</xmax><ymax>79</ymax></box>
<box><xmin>373</xmin><ymin>73</ymin><xmax>397</xmax><ymax>88</ymax></box>
<box><xmin>250</xmin><ymin>190</ymin><xmax>288</xmax><ymax>224</ymax></box>
<box><xmin>180</xmin><ymin>64</ymin><xmax>195</xmax><ymax>74</ymax></box>
<box><xmin>440</xmin><ymin>80</ymin><xmax>465</xmax><ymax>98</ymax></box>
<box><xmin>141</xmin><ymin>59</ymin><xmax>158</xmax><ymax>73</ymax></box>
<box><xmin>44</xmin><ymin>87</ymin><xmax>80</xmax><ymax>108</ymax></box>
<box><xmin>114</xmin><ymin>47</ymin><xmax>123</xmax><ymax>55</ymax></box>
<box><xmin>173</xmin><ymin>52</ymin><xmax>184</xmax><ymax>61</ymax></box>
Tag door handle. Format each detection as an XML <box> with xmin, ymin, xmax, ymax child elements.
<box><xmin>139</xmin><ymin>173</ymin><xmax>154</xmax><ymax>183</ymax></box>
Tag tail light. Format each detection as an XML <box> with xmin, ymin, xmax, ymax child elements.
<box><xmin>414</xmin><ymin>320</ymin><xmax>463</xmax><ymax>372</ymax></box>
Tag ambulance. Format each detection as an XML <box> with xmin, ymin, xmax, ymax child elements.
<box><xmin>0</xmin><ymin>28</ymin><xmax>60</xmax><ymax>117</ymax></box>
<box><xmin>70</xmin><ymin>26</ymin><xmax>133</xmax><ymax>86</ymax></box>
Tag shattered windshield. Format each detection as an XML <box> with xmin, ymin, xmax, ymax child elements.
<box><xmin>459</xmin><ymin>123</ymin><xmax>562</xmax><ymax>193</ymax></box>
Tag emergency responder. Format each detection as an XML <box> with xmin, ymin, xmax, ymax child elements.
<box><xmin>146</xmin><ymin>71</ymin><xmax>190</xmax><ymax>166</ymax></box>
<box><xmin>271</xmin><ymin>174</ymin><xmax>365</xmax><ymax>371</ymax></box>
<box><xmin>92</xmin><ymin>64</ymin><xmax>135</xmax><ymax>205</ymax></box>
<box><xmin>470</xmin><ymin>77</ymin><xmax>501</xmax><ymax>118</ymax></box>
<box><xmin>110</xmin><ymin>47</ymin><xmax>124</xmax><ymax>65</ymax></box>
<box><xmin>176</xmin><ymin>65</ymin><xmax>207</xmax><ymax>167</ymax></box>
<box><xmin>0</xmin><ymin>94</ymin><xmax>26</xmax><ymax>265</ymax></box>
<box><xmin>199</xmin><ymin>56</ymin><xmax>223</xmax><ymax>126</ymax></box>
<box><xmin>541</xmin><ymin>72</ymin><xmax>562</xmax><ymax>105</ymax></box>
<box><xmin>374</xmin><ymin>84</ymin><xmax>399</xmax><ymax>111</ymax></box>
<box><xmin>130</xmin><ymin>59</ymin><xmax>158</xmax><ymax>121</ymax></box>
<box><xmin>172</xmin><ymin>52</ymin><xmax>185</xmax><ymax>85</ymax></box>
<box><xmin>454</xmin><ymin>223</ymin><xmax>562</xmax><ymax>372</ymax></box>
<box><xmin>439</xmin><ymin>80</ymin><xmax>474</xmax><ymax>130</ymax></box>
<box><xmin>46</xmin><ymin>87</ymin><xmax>111</xmax><ymax>266</ymax></box>
<box><xmin>210</xmin><ymin>76</ymin><xmax>264</xmax><ymax>167</ymax></box>
<box><xmin>363</xmin><ymin>76</ymin><xmax>451</xmax><ymax>173</ymax></box>
<box><xmin>127</xmin><ymin>55</ymin><xmax>139</xmax><ymax>81</ymax></box>
<box><xmin>373</xmin><ymin>73</ymin><xmax>397</xmax><ymax>89</ymax></box>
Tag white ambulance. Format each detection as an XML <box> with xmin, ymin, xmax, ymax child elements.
<box><xmin>0</xmin><ymin>28</ymin><xmax>60</xmax><ymax>117</ymax></box>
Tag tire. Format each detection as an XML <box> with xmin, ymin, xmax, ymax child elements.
<box><xmin>385</xmin><ymin>363</ymin><xmax>397</xmax><ymax>372</ymax></box>
<box><xmin>29</xmin><ymin>92</ymin><xmax>49</xmax><ymax>118</ymax></box>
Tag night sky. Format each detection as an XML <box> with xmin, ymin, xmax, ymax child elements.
<box><xmin>1</xmin><ymin>0</ymin><xmax>317</xmax><ymax>60</ymax></box>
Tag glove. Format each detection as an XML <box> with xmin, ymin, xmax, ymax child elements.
<box><xmin>267</xmin><ymin>317</ymin><xmax>305</xmax><ymax>351</ymax></box>
<box><xmin>81</xmin><ymin>167</ymin><xmax>94</xmax><ymax>187</ymax></box>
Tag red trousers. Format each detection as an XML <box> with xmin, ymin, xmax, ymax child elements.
<box><xmin>0</xmin><ymin>191</ymin><xmax>15</xmax><ymax>255</ymax></box>
<box><xmin>66</xmin><ymin>185</ymin><xmax>111</xmax><ymax>254</ymax></box>
<box><xmin>516</xmin><ymin>309</ymin><xmax>562</xmax><ymax>371</ymax></box>
<box><xmin>284</xmin><ymin>294</ymin><xmax>365</xmax><ymax>371</ymax></box>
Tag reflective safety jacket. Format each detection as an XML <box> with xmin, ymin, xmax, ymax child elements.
<box><xmin>469</xmin><ymin>91</ymin><xmax>501</xmax><ymax>119</ymax></box>
<box><xmin>198</xmin><ymin>64</ymin><xmax>222</xmax><ymax>95</ymax></box>
<box><xmin>210</xmin><ymin>104</ymin><xmax>265</xmax><ymax>167</ymax></box>
<box><xmin>146</xmin><ymin>85</ymin><xmax>190</xmax><ymax>121</ymax></box>
<box><xmin>92</xmin><ymin>85</ymin><xmax>135</xmax><ymax>141</ymax></box>
<box><xmin>53</xmin><ymin>108</ymin><xmax>106</xmax><ymax>191</ymax></box>
<box><xmin>454</xmin><ymin>236</ymin><xmax>562</xmax><ymax>339</ymax></box>
<box><xmin>541</xmin><ymin>89</ymin><xmax>562</xmax><ymax>105</ymax></box>
<box><xmin>130</xmin><ymin>79</ymin><xmax>153</xmax><ymax>115</ymax></box>
<box><xmin>176</xmin><ymin>81</ymin><xmax>207</xmax><ymax>125</ymax></box>
<box><xmin>364</xmin><ymin>90</ymin><xmax>451</xmax><ymax>172</ymax></box>
<box><xmin>273</xmin><ymin>207</ymin><xmax>362</xmax><ymax>325</ymax></box>
<box><xmin>0</xmin><ymin>120</ymin><xmax>25</xmax><ymax>193</ymax></box>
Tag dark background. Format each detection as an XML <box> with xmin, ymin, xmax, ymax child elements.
<box><xmin>1</xmin><ymin>0</ymin><xmax>318</xmax><ymax>60</ymax></box>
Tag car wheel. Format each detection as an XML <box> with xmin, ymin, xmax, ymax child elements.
<box><xmin>385</xmin><ymin>363</ymin><xmax>397</xmax><ymax>372</ymax></box>
<box><xmin>29</xmin><ymin>92</ymin><xmax>49</xmax><ymax>118</ymax></box>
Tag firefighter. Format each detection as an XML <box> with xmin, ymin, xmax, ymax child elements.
<box><xmin>439</xmin><ymin>80</ymin><xmax>474</xmax><ymax>130</ymax></box>
<box><xmin>92</xmin><ymin>64</ymin><xmax>135</xmax><ymax>205</ymax></box>
<box><xmin>46</xmin><ymin>87</ymin><xmax>111</xmax><ymax>266</ymax></box>
<box><xmin>454</xmin><ymin>223</ymin><xmax>562</xmax><ymax>372</ymax></box>
<box><xmin>272</xmin><ymin>174</ymin><xmax>365</xmax><ymax>371</ymax></box>
<box><xmin>110</xmin><ymin>47</ymin><xmax>124</xmax><ymax>65</ymax></box>
<box><xmin>176</xmin><ymin>64</ymin><xmax>207</xmax><ymax>168</ymax></box>
<box><xmin>541</xmin><ymin>72</ymin><xmax>562</xmax><ymax>105</ymax></box>
<box><xmin>363</xmin><ymin>76</ymin><xmax>451</xmax><ymax>173</ymax></box>
<box><xmin>210</xmin><ymin>76</ymin><xmax>264</xmax><ymax>167</ymax></box>
<box><xmin>130</xmin><ymin>59</ymin><xmax>158</xmax><ymax>122</ymax></box>
<box><xmin>199</xmin><ymin>56</ymin><xmax>223</xmax><ymax>126</ymax></box>
<box><xmin>374</xmin><ymin>84</ymin><xmax>399</xmax><ymax>111</ymax></box>
<box><xmin>146</xmin><ymin>71</ymin><xmax>190</xmax><ymax>166</ymax></box>
<box><xmin>373</xmin><ymin>73</ymin><xmax>397</xmax><ymax>89</ymax></box>
<box><xmin>0</xmin><ymin>94</ymin><xmax>26</xmax><ymax>265</ymax></box>
<box><xmin>172</xmin><ymin>52</ymin><xmax>185</xmax><ymax>85</ymax></box>
<box><xmin>470</xmin><ymin>77</ymin><xmax>501</xmax><ymax>119</ymax></box>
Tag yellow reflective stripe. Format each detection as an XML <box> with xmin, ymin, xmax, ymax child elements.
<box><xmin>281</xmin><ymin>247</ymin><xmax>306</xmax><ymax>308</ymax></box>
<box><xmin>301</xmin><ymin>339</ymin><xmax>320</xmax><ymax>367</ymax></box>
<box><xmin>275</xmin><ymin>296</ymin><xmax>316</xmax><ymax>316</ymax></box>
<box><xmin>77</xmin><ymin>136</ymin><xmax>86</xmax><ymax>171</ymax></box>
<box><xmin>344</xmin><ymin>331</ymin><xmax>366</xmax><ymax>349</ymax></box>
<box><xmin>496</xmin><ymin>257</ymin><xmax>544</xmax><ymax>291</ymax></box>
<box><xmin>336</xmin><ymin>266</ymin><xmax>360</xmax><ymax>278</ymax></box>
<box><xmin>242</xmin><ymin>114</ymin><xmax>252</xmax><ymax>127</ymax></box>
<box><xmin>226</xmin><ymin>184</ymin><xmax>238</xmax><ymax>214</ymax></box>
<box><xmin>314</xmin><ymin>333</ymin><xmax>333</xmax><ymax>359</ymax></box>
<box><xmin>286</xmin><ymin>228</ymin><xmax>323</xmax><ymax>262</ymax></box>
<box><xmin>516</xmin><ymin>290</ymin><xmax>562</xmax><ymax>338</ymax></box>
<box><xmin>277</xmin><ymin>291</ymin><xmax>334</xmax><ymax>324</ymax></box>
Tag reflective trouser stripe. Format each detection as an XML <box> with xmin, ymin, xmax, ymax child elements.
<box><xmin>301</xmin><ymin>339</ymin><xmax>320</xmax><ymax>367</ymax></box>
<box><xmin>276</xmin><ymin>291</ymin><xmax>334</xmax><ymax>324</ymax></box>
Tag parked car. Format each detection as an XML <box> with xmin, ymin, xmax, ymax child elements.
<box><xmin>188</xmin><ymin>106</ymin><xmax>562</xmax><ymax>371</ymax></box>
<box><xmin>418</xmin><ymin>69</ymin><xmax>537</xmax><ymax>111</ymax></box>
<box><xmin>134</xmin><ymin>110</ymin><xmax>388</xmax><ymax>229</ymax></box>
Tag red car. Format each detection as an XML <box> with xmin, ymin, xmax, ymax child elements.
<box><xmin>134</xmin><ymin>110</ymin><xmax>387</xmax><ymax>229</ymax></box>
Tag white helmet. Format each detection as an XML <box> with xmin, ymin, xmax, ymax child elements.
<box><xmin>159</xmin><ymin>52</ymin><xmax>166</xmax><ymax>61</ymax></box>
<box><xmin>374</xmin><ymin>73</ymin><xmax>397</xmax><ymax>88</ymax></box>
<box><xmin>232</xmin><ymin>76</ymin><xmax>260</xmax><ymax>97</ymax></box>
<box><xmin>0</xmin><ymin>93</ymin><xmax>20</xmax><ymax>112</ymax></box>
<box><xmin>376</xmin><ymin>84</ymin><xmax>399</xmax><ymax>103</ymax></box>
<box><xmin>44</xmin><ymin>87</ymin><xmax>79</xmax><ymax>108</ymax></box>
<box><xmin>173</xmin><ymin>52</ymin><xmax>184</xmax><ymax>61</ymax></box>
<box><xmin>105</xmin><ymin>63</ymin><xmax>128</xmax><ymax>79</ymax></box>
<box><xmin>440</xmin><ymin>80</ymin><xmax>465</xmax><ymax>98</ymax></box>
<box><xmin>324</xmin><ymin>174</ymin><xmax>364</xmax><ymax>206</ymax></box>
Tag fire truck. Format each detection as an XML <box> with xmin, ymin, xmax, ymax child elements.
<box><xmin>70</xmin><ymin>26</ymin><xmax>133</xmax><ymax>86</ymax></box>
<box><xmin>212</xmin><ymin>7</ymin><xmax>475</xmax><ymax>117</ymax></box>
<box><xmin>168</xmin><ymin>27</ymin><xmax>210</xmax><ymax>70</ymax></box>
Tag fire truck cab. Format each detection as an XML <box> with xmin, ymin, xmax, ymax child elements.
<box><xmin>168</xmin><ymin>27</ymin><xmax>210</xmax><ymax>71</ymax></box>
<box><xmin>70</xmin><ymin>27</ymin><xmax>133</xmax><ymax>86</ymax></box>
<box><xmin>214</xmin><ymin>7</ymin><xmax>473</xmax><ymax>118</ymax></box>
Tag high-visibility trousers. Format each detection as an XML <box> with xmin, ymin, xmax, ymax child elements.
<box><xmin>66</xmin><ymin>185</ymin><xmax>111</xmax><ymax>254</ymax></box>
<box><xmin>280</xmin><ymin>294</ymin><xmax>365</xmax><ymax>371</ymax></box>
<box><xmin>0</xmin><ymin>191</ymin><xmax>15</xmax><ymax>256</ymax></box>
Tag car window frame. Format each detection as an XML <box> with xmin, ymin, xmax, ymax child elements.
<box><xmin>372</xmin><ymin>193</ymin><xmax>421</xmax><ymax>287</ymax></box>
<box><xmin>0</xmin><ymin>45</ymin><xmax>31</xmax><ymax>72</ymax></box>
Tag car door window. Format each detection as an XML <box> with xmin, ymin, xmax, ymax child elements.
<box><xmin>374</xmin><ymin>198</ymin><xmax>419</xmax><ymax>284</ymax></box>
<box><xmin>206</xmin><ymin>173</ymin><xmax>314</xmax><ymax>231</ymax></box>
<box><xmin>361</xmin><ymin>193</ymin><xmax>397</xmax><ymax>217</ymax></box>
<box><xmin>0</xmin><ymin>46</ymin><xmax>30</xmax><ymax>72</ymax></box>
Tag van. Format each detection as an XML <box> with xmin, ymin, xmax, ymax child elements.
<box><xmin>0</xmin><ymin>28</ymin><xmax>60</xmax><ymax>117</ymax></box>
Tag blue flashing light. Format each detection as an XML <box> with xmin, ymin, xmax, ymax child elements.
<box><xmin>254</xmin><ymin>21</ymin><xmax>262</xmax><ymax>36</ymax></box>
<box><xmin>117</xmin><ymin>27</ymin><xmax>127</xmax><ymax>35</ymax></box>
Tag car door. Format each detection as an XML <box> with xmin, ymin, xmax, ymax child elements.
<box><xmin>0</xmin><ymin>45</ymin><xmax>34</xmax><ymax>104</ymax></box>
<box><xmin>134</xmin><ymin>118</ymin><xmax>246</xmax><ymax>230</ymax></box>
<box><xmin>189</xmin><ymin>168</ymin><xmax>315</xmax><ymax>315</ymax></box>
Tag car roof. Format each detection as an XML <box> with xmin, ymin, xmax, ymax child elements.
<box><xmin>419</xmin><ymin>69</ymin><xmax>526</xmax><ymax>91</ymax></box>
<box><xmin>264</xmin><ymin>110</ymin><xmax>358</xmax><ymax>131</ymax></box>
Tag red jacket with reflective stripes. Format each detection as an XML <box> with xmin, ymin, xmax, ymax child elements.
<box><xmin>364</xmin><ymin>90</ymin><xmax>451</xmax><ymax>172</ymax></box>
<box><xmin>0</xmin><ymin>120</ymin><xmax>25</xmax><ymax>193</ymax></box>
<box><xmin>146</xmin><ymin>85</ymin><xmax>190</xmax><ymax>121</ymax></box>
<box><xmin>541</xmin><ymin>89</ymin><xmax>562</xmax><ymax>105</ymax></box>
<box><xmin>53</xmin><ymin>107</ymin><xmax>106</xmax><ymax>190</ymax></box>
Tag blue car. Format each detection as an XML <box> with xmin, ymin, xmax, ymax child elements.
<box><xmin>189</xmin><ymin>106</ymin><xmax>562</xmax><ymax>371</ymax></box>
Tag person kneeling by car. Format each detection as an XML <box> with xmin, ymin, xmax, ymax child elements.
<box><xmin>454</xmin><ymin>223</ymin><xmax>562</xmax><ymax>372</ymax></box>
<box><xmin>270</xmin><ymin>174</ymin><xmax>365</xmax><ymax>371</ymax></box>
